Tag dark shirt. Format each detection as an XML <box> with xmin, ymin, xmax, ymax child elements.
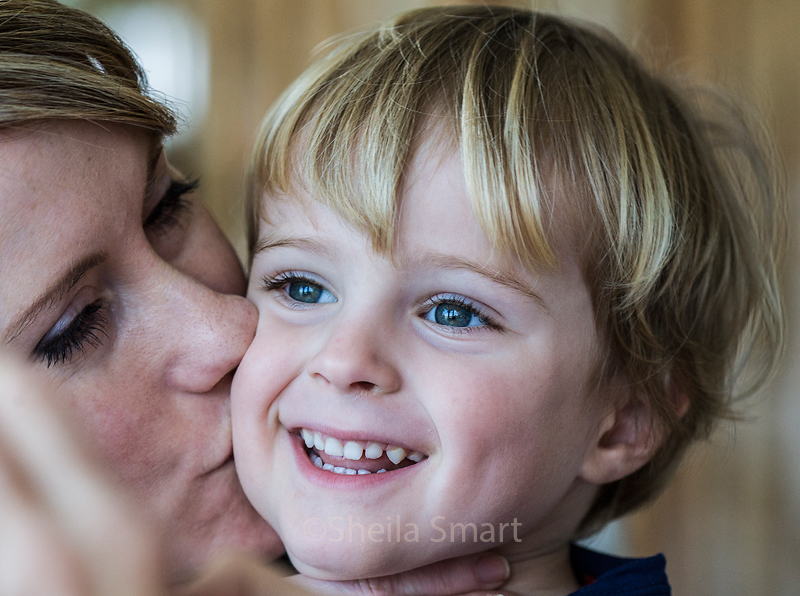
<box><xmin>569</xmin><ymin>544</ymin><xmax>671</xmax><ymax>595</ymax></box>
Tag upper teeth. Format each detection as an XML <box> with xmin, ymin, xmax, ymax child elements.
<box><xmin>343</xmin><ymin>441</ymin><xmax>363</xmax><ymax>460</ymax></box>
<box><xmin>386</xmin><ymin>447</ymin><xmax>407</xmax><ymax>464</ymax></box>
<box><xmin>324</xmin><ymin>436</ymin><xmax>343</xmax><ymax>457</ymax></box>
<box><xmin>301</xmin><ymin>428</ymin><xmax>425</xmax><ymax>465</ymax></box>
<box><xmin>364</xmin><ymin>442</ymin><xmax>383</xmax><ymax>459</ymax></box>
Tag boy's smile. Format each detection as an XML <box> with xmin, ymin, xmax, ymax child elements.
<box><xmin>233</xmin><ymin>132</ymin><xmax>611</xmax><ymax>582</ymax></box>
<box><xmin>298</xmin><ymin>427</ymin><xmax>427</xmax><ymax>474</ymax></box>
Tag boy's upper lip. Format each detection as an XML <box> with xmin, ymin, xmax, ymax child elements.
<box><xmin>279</xmin><ymin>416</ymin><xmax>434</xmax><ymax>456</ymax></box>
<box><xmin>288</xmin><ymin>423</ymin><xmax>427</xmax><ymax>452</ymax></box>
<box><xmin>276</xmin><ymin>395</ymin><xmax>437</xmax><ymax>453</ymax></box>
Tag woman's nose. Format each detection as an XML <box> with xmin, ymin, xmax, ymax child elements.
<box><xmin>149</xmin><ymin>268</ymin><xmax>258</xmax><ymax>394</ymax></box>
<box><xmin>306</xmin><ymin>317</ymin><xmax>401</xmax><ymax>395</ymax></box>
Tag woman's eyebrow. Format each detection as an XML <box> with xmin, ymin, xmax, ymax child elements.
<box><xmin>4</xmin><ymin>252</ymin><xmax>108</xmax><ymax>344</ymax></box>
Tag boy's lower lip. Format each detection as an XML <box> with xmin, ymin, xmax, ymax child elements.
<box><xmin>286</xmin><ymin>430</ymin><xmax>423</xmax><ymax>489</ymax></box>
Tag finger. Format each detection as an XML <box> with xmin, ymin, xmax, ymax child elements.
<box><xmin>177</xmin><ymin>553</ymin><xmax>311</xmax><ymax>596</ymax></box>
<box><xmin>455</xmin><ymin>592</ymin><xmax>525</xmax><ymax>596</ymax></box>
<box><xmin>0</xmin><ymin>452</ymin><xmax>93</xmax><ymax>596</ymax></box>
<box><xmin>0</xmin><ymin>358</ymin><xmax>117</xmax><ymax>518</ymax></box>
<box><xmin>291</xmin><ymin>553</ymin><xmax>510</xmax><ymax>596</ymax></box>
<box><xmin>0</xmin><ymin>358</ymin><xmax>164</xmax><ymax>596</ymax></box>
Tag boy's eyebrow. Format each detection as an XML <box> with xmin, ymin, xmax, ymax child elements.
<box><xmin>253</xmin><ymin>237</ymin><xmax>549</xmax><ymax>311</ymax></box>
<box><xmin>415</xmin><ymin>252</ymin><xmax>549</xmax><ymax>312</ymax></box>
<box><xmin>253</xmin><ymin>235</ymin><xmax>336</xmax><ymax>259</ymax></box>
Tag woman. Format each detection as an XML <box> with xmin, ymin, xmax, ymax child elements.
<box><xmin>0</xmin><ymin>0</ymin><xmax>282</xmax><ymax>587</ymax></box>
<box><xmin>0</xmin><ymin>2</ymin><xmax>510</xmax><ymax>594</ymax></box>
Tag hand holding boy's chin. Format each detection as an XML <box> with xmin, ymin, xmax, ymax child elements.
<box><xmin>283</xmin><ymin>535</ymin><xmax>438</xmax><ymax>582</ymax></box>
<box><xmin>289</xmin><ymin>552</ymin><xmax>512</xmax><ymax>596</ymax></box>
<box><xmin>177</xmin><ymin>549</ymin><xmax>511</xmax><ymax>596</ymax></box>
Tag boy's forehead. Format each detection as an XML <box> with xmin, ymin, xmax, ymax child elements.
<box><xmin>406</xmin><ymin>135</ymin><xmax>588</xmax><ymax>268</ymax></box>
<box><xmin>399</xmin><ymin>130</ymin><xmax>461</xmax><ymax>203</ymax></box>
<box><xmin>258</xmin><ymin>135</ymin><xmax>588</xmax><ymax>281</ymax></box>
<box><xmin>400</xmin><ymin>115</ymin><xmax>460</xmax><ymax>183</ymax></box>
<box><xmin>258</xmin><ymin>186</ymin><xmax>325</xmax><ymax>230</ymax></box>
<box><xmin>257</xmin><ymin>97</ymin><xmax>591</xmax><ymax>275</ymax></box>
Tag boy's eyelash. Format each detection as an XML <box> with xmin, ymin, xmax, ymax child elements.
<box><xmin>261</xmin><ymin>271</ymin><xmax>316</xmax><ymax>292</ymax></box>
<box><xmin>260</xmin><ymin>274</ymin><xmax>501</xmax><ymax>332</ymax></box>
<box><xmin>33</xmin><ymin>300</ymin><xmax>109</xmax><ymax>368</ymax></box>
<box><xmin>145</xmin><ymin>178</ymin><xmax>198</xmax><ymax>233</ymax></box>
<box><xmin>421</xmin><ymin>295</ymin><xmax>503</xmax><ymax>333</ymax></box>
<box><xmin>260</xmin><ymin>271</ymin><xmax>338</xmax><ymax>310</ymax></box>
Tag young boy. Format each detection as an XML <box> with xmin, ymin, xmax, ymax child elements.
<box><xmin>231</xmin><ymin>6</ymin><xmax>783</xmax><ymax>594</ymax></box>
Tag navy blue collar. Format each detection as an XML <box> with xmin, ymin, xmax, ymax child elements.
<box><xmin>568</xmin><ymin>544</ymin><xmax>671</xmax><ymax>595</ymax></box>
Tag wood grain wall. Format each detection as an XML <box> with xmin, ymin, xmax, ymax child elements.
<box><xmin>626</xmin><ymin>2</ymin><xmax>800</xmax><ymax>594</ymax></box>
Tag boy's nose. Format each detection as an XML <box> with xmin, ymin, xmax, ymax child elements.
<box><xmin>306</xmin><ymin>319</ymin><xmax>401</xmax><ymax>395</ymax></box>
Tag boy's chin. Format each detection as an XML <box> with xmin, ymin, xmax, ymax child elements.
<box><xmin>285</xmin><ymin>540</ymin><xmax>434</xmax><ymax>581</ymax></box>
<box><xmin>287</xmin><ymin>547</ymin><xmax>399</xmax><ymax>581</ymax></box>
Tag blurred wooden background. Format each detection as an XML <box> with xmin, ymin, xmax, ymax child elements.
<box><xmin>67</xmin><ymin>1</ymin><xmax>800</xmax><ymax>594</ymax></box>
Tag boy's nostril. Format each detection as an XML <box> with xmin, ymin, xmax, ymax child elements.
<box><xmin>351</xmin><ymin>381</ymin><xmax>378</xmax><ymax>393</ymax></box>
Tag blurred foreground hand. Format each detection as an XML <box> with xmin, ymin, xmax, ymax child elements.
<box><xmin>0</xmin><ymin>355</ymin><xmax>171</xmax><ymax>595</ymax></box>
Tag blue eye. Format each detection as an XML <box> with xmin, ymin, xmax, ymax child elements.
<box><xmin>432</xmin><ymin>303</ymin><xmax>479</xmax><ymax>327</ymax></box>
<box><xmin>262</xmin><ymin>273</ymin><xmax>337</xmax><ymax>305</ymax></box>
<box><xmin>286</xmin><ymin>280</ymin><xmax>336</xmax><ymax>304</ymax></box>
<box><xmin>423</xmin><ymin>297</ymin><xmax>490</xmax><ymax>329</ymax></box>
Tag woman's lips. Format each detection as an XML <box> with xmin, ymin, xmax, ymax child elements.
<box><xmin>204</xmin><ymin>449</ymin><xmax>235</xmax><ymax>476</ymax></box>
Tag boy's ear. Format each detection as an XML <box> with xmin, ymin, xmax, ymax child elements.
<box><xmin>580</xmin><ymin>376</ymin><xmax>689</xmax><ymax>485</ymax></box>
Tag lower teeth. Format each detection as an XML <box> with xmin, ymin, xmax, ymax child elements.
<box><xmin>312</xmin><ymin>453</ymin><xmax>373</xmax><ymax>475</ymax></box>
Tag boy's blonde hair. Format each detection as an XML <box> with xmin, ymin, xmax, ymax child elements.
<box><xmin>248</xmin><ymin>6</ymin><xmax>784</xmax><ymax>534</ymax></box>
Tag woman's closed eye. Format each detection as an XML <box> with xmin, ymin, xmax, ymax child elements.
<box><xmin>262</xmin><ymin>272</ymin><xmax>337</xmax><ymax>307</ymax></box>
<box><xmin>421</xmin><ymin>294</ymin><xmax>500</xmax><ymax>333</ymax></box>
<box><xmin>33</xmin><ymin>299</ymin><xmax>109</xmax><ymax>367</ymax></box>
<box><xmin>145</xmin><ymin>178</ymin><xmax>198</xmax><ymax>235</ymax></box>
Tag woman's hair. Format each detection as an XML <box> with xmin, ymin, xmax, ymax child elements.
<box><xmin>0</xmin><ymin>0</ymin><xmax>175</xmax><ymax>133</ymax></box>
<box><xmin>248</xmin><ymin>6</ymin><xmax>785</xmax><ymax>534</ymax></box>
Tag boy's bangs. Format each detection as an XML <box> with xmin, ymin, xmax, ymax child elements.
<box><xmin>249</xmin><ymin>9</ymin><xmax>563</xmax><ymax>269</ymax></box>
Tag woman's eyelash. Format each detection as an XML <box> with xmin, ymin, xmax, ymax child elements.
<box><xmin>145</xmin><ymin>178</ymin><xmax>198</xmax><ymax>233</ymax></box>
<box><xmin>33</xmin><ymin>300</ymin><xmax>109</xmax><ymax>368</ymax></box>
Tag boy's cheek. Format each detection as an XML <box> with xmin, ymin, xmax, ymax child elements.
<box><xmin>230</xmin><ymin>315</ymin><xmax>311</xmax><ymax>500</ymax></box>
<box><xmin>244</xmin><ymin>314</ymin><xmax>307</xmax><ymax>385</ymax></box>
<box><xmin>230</xmin><ymin>359</ymin><xmax>283</xmax><ymax>522</ymax></box>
